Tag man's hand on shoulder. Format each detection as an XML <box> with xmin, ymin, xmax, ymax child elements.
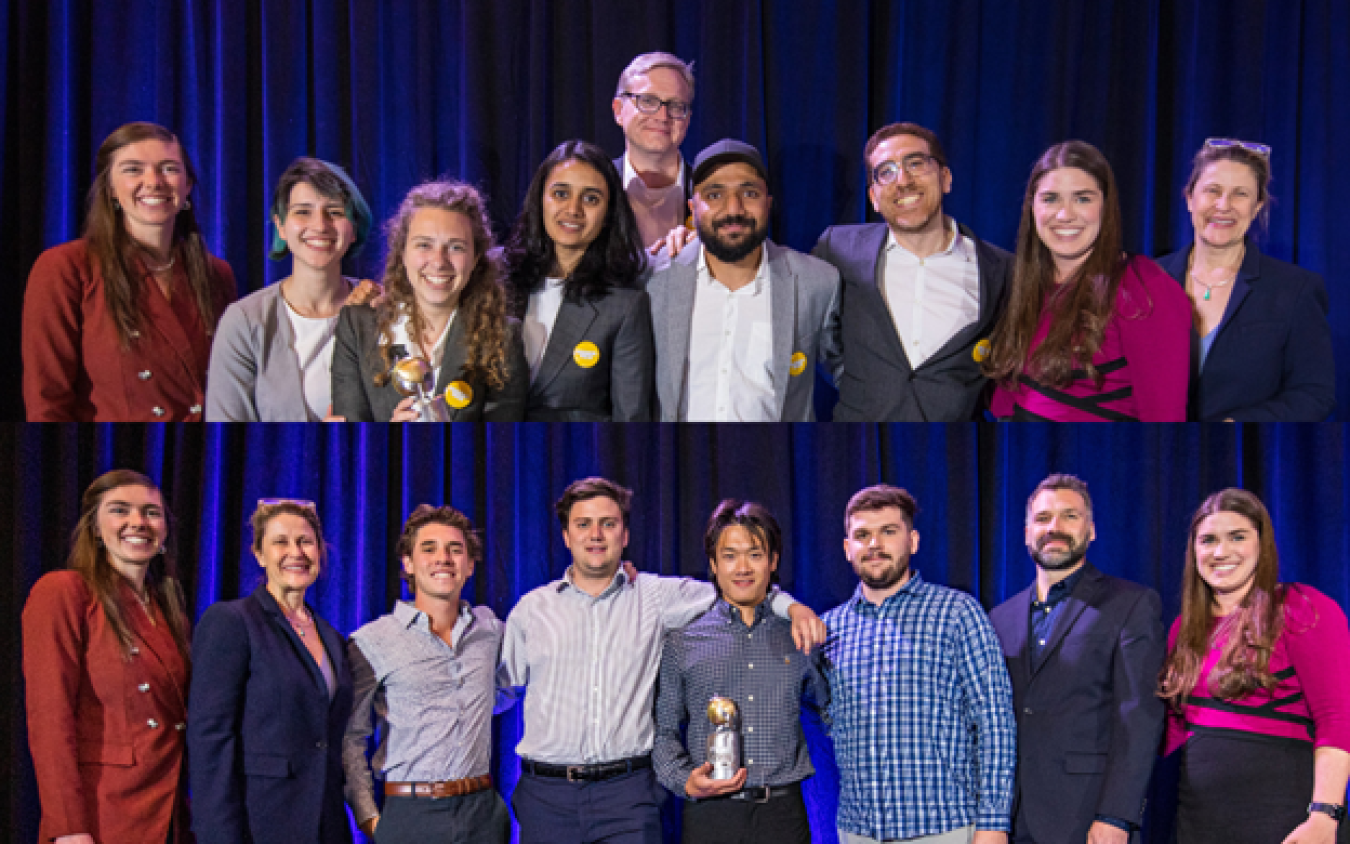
<box><xmin>787</xmin><ymin>602</ymin><xmax>826</xmax><ymax>653</ymax></box>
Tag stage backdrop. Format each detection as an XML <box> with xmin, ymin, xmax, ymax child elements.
<box><xmin>3</xmin><ymin>422</ymin><xmax>1350</xmax><ymax>842</ymax></box>
<box><xmin>3</xmin><ymin>0</ymin><xmax>1348</xmax><ymax>419</ymax></box>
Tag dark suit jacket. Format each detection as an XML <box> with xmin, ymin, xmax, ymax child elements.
<box><xmin>188</xmin><ymin>586</ymin><xmax>355</xmax><ymax>844</ymax></box>
<box><xmin>1156</xmin><ymin>240</ymin><xmax>1335</xmax><ymax>421</ymax></box>
<box><xmin>989</xmin><ymin>564</ymin><xmax>1165</xmax><ymax>844</ymax></box>
<box><xmin>511</xmin><ymin>284</ymin><xmax>655</xmax><ymax>421</ymax></box>
<box><xmin>813</xmin><ymin>221</ymin><xmax>1011</xmax><ymax>421</ymax></box>
<box><xmin>330</xmin><ymin>303</ymin><xmax>528</xmax><ymax>421</ymax></box>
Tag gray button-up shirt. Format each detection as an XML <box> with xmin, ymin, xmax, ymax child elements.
<box><xmin>501</xmin><ymin>568</ymin><xmax>796</xmax><ymax>765</ymax></box>
<box><xmin>342</xmin><ymin>601</ymin><xmax>511</xmax><ymax>824</ymax></box>
<box><xmin>654</xmin><ymin>599</ymin><xmax>828</xmax><ymax>795</ymax></box>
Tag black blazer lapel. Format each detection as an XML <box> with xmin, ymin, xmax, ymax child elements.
<box><xmin>434</xmin><ymin>316</ymin><xmax>472</xmax><ymax>419</ymax></box>
<box><xmin>855</xmin><ymin>227</ymin><xmax>915</xmax><ymax>372</ymax></box>
<box><xmin>1032</xmin><ymin>565</ymin><xmax>1103</xmax><ymax>677</ymax></box>
<box><xmin>1005</xmin><ymin>584</ymin><xmax>1036</xmax><ymax>690</ymax></box>
<box><xmin>252</xmin><ymin>586</ymin><xmax>329</xmax><ymax>695</ymax></box>
<box><xmin>534</xmin><ymin>298</ymin><xmax>599</xmax><ymax>395</ymax></box>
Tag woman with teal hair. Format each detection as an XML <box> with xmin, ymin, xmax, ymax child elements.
<box><xmin>206</xmin><ymin>157</ymin><xmax>376</xmax><ymax>420</ymax></box>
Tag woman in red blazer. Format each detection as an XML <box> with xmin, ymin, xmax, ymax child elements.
<box><xmin>21</xmin><ymin>121</ymin><xmax>236</xmax><ymax>421</ymax></box>
<box><xmin>22</xmin><ymin>469</ymin><xmax>194</xmax><ymax>844</ymax></box>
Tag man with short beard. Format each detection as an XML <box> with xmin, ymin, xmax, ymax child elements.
<box><xmin>821</xmin><ymin>484</ymin><xmax>1015</xmax><ymax>844</ymax></box>
<box><xmin>646</xmin><ymin>139</ymin><xmax>841</xmax><ymax>421</ymax></box>
<box><xmin>989</xmin><ymin>474</ymin><xmax>1165</xmax><ymax>844</ymax></box>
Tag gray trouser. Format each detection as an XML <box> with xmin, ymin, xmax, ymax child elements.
<box><xmin>840</xmin><ymin>824</ymin><xmax>976</xmax><ymax>844</ymax></box>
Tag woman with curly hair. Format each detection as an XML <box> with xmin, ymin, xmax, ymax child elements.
<box><xmin>23</xmin><ymin>469</ymin><xmax>193</xmax><ymax>843</ymax></box>
<box><xmin>502</xmin><ymin>140</ymin><xmax>654</xmax><ymax>420</ymax></box>
<box><xmin>1160</xmin><ymin>488</ymin><xmax>1350</xmax><ymax>844</ymax></box>
<box><xmin>22</xmin><ymin>122</ymin><xmax>237</xmax><ymax>421</ymax></box>
<box><xmin>982</xmin><ymin>140</ymin><xmax>1190</xmax><ymax>421</ymax></box>
<box><xmin>331</xmin><ymin>180</ymin><xmax>527</xmax><ymax>421</ymax></box>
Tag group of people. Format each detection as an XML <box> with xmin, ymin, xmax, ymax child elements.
<box><xmin>23</xmin><ymin>468</ymin><xmax>1350</xmax><ymax>843</ymax></box>
<box><xmin>20</xmin><ymin>52</ymin><xmax>1336</xmax><ymax>423</ymax></box>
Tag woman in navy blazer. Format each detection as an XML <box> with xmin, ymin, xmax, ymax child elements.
<box><xmin>188</xmin><ymin>500</ymin><xmax>354</xmax><ymax>844</ymax></box>
<box><xmin>1157</xmin><ymin>139</ymin><xmax>1335</xmax><ymax>421</ymax></box>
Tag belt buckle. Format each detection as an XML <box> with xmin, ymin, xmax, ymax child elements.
<box><xmin>751</xmin><ymin>785</ymin><xmax>772</xmax><ymax>804</ymax></box>
<box><xmin>566</xmin><ymin>765</ymin><xmax>585</xmax><ymax>783</ymax></box>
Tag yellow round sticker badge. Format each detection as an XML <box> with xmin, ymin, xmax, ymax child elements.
<box><xmin>573</xmin><ymin>341</ymin><xmax>601</xmax><ymax>369</ymax></box>
<box><xmin>789</xmin><ymin>352</ymin><xmax>808</xmax><ymax>377</ymax></box>
<box><xmin>972</xmin><ymin>338</ymin><xmax>991</xmax><ymax>363</ymax></box>
<box><xmin>444</xmin><ymin>381</ymin><xmax>474</xmax><ymax>409</ymax></box>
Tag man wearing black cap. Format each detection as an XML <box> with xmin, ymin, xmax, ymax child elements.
<box><xmin>646</xmin><ymin>138</ymin><xmax>841</xmax><ymax>421</ymax></box>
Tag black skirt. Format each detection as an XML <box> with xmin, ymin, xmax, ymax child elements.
<box><xmin>1177</xmin><ymin>728</ymin><xmax>1349</xmax><ymax>844</ymax></box>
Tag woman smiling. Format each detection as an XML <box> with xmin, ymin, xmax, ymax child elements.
<box><xmin>330</xmin><ymin>180</ymin><xmax>528</xmax><ymax>421</ymax></box>
<box><xmin>22</xmin><ymin>122</ymin><xmax>236</xmax><ymax>421</ymax></box>
<box><xmin>984</xmin><ymin>140</ymin><xmax>1191</xmax><ymax>421</ymax></box>
<box><xmin>1156</xmin><ymin>140</ymin><xmax>1335</xmax><ymax>421</ymax></box>
<box><xmin>188</xmin><ymin>499</ymin><xmax>355</xmax><ymax>844</ymax></box>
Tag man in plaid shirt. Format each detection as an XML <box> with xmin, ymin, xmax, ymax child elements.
<box><xmin>822</xmin><ymin>484</ymin><xmax>1016</xmax><ymax>844</ymax></box>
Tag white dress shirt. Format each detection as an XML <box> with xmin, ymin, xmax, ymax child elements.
<box><xmin>623</xmin><ymin>154</ymin><xmax>687</xmax><ymax>248</ymax></box>
<box><xmin>879</xmin><ymin>218</ymin><xmax>980</xmax><ymax>369</ymax></box>
<box><xmin>281</xmin><ymin>302</ymin><xmax>339</xmax><ymax>421</ymax></box>
<box><xmin>522</xmin><ymin>277</ymin><xmax>566</xmax><ymax>382</ymax></box>
<box><xmin>388</xmin><ymin>305</ymin><xmax>456</xmax><ymax>388</ymax></box>
<box><xmin>680</xmin><ymin>247</ymin><xmax>777</xmax><ymax>422</ymax></box>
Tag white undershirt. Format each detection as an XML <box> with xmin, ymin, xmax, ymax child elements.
<box><xmin>388</xmin><ymin>306</ymin><xmax>457</xmax><ymax>390</ymax></box>
<box><xmin>523</xmin><ymin>277</ymin><xmax>567</xmax><ymax>383</ymax></box>
<box><xmin>282</xmin><ymin>302</ymin><xmax>340</xmax><ymax>422</ymax></box>
<box><xmin>623</xmin><ymin>154</ymin><xmax>687</xmax><ymax>248</ymax></box>
<box><xmin>680</xmin><ymin>247</ymin><xmax>776</xmax><ymax>422</ymax></box>
<box><xmin>879</xmin><ymin>218</ymin><xmax>980</xmax><ymax>368</ymax></box>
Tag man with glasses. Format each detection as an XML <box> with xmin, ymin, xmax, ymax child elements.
<box><xmin>646</xmin><ymin>139</ymin><xmax>841</xmax><ymax>421</ymax></box>
<box><xmin>813</xmin><ymin>122</ymin><xmax>1012</xmax><ymax>421</ymax></box>
<box><xmin>612</xmin><ymin>52</ymin><xmax>696</xmax><ymax>249</ymax></box>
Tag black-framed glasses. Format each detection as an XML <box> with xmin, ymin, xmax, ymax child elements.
<box><xmin>619</xmin><ymin>92</ymin><xmax>691</xmax><ymax>121</ymax></box>
<box><xmin>871</xmin><ymin>154</ymin><xmax>941</xmax><ymax>185</ymax></box>
<box><xmin>1205</xmin><ymin>138</ymin><xmax>1272</xmax><ymax>159</ymax></box>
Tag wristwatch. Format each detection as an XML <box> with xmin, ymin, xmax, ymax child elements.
<box><xmin>1308</xmin><ymin>802</ymin><xmax>1347</xmax><ymax>822</ymax></box>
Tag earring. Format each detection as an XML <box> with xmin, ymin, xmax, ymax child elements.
<box><xmin>95</xmin><ymin>535</ymin><xmax>104</xmax><ymax>547</ymax></box>
<box><xmin>159</xmin><ymin>544</ymin><xmax>167</xmax><ymax>555</ymax></box>
<box><xmin>181</xmin><ymin>199</ymin><xmax>192</xmax><ymax>211</ymax></box>
<box><xmin>112</xmin><ymin>200</ymin><xmax>121</xmax><ymax>211</ymax></box>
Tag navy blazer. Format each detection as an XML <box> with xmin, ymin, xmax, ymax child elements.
<box><xmin>812</xmin><ymin>221</ymin><xmax>1011</xmax><ymax>421</ymax></box>
<box><xmin>188</xmin><ymin>586</ymin><xmax>355</xmax><ymax>844</ymax></box>
<box><xmin>989</xmin><ymin>564</ymin><xmax>1165</xmax><ymax>844</ymax></box>
<box><xmin>1156</xmin><ymin>241</ymin><xmax>1335</xmax><ymax>421</ymax></box>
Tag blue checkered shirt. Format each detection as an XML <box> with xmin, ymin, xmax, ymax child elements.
<box><xmin>821</xmin><ymin>571</ymin><xmax>1016</xmax><ymax>839</ymax></box>
<box><xmin>653</xmin><ymin>598</ymin><xmax>828</xmax><ymax>796</ymax></box>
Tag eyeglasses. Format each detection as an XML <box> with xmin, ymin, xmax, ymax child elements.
<box><xmin>1205</xmin><ymin>138</ymin><xmax>1272</xmax><ymax>159</ymax></box>
<box><xmin>619</xmin><ymin>92</ymin><xmax>691</xmax><ymax>121</ymax></box>
<box><xmin>871</xmin><ymin>154</ymin><xmax>941</xmax><ymax>185</ymax></box>
<box><xmin>257</xmin><ymin>498</ymin><xmax>317</xmax><ymax>511</ymax></box>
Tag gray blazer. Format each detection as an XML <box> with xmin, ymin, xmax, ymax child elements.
<box><xmin>646</xmin><ymin>240</ymin><xmax>842</xmax><ymax>421</ymax></box>
<box><xmin>205</xmin><ymin>283</ymin><xmax>317</xmax><ymax>422</ymax></box>
<box><xmin>813</xmin><ymin>222</ymin><xmax>1011</xmax><ymax>422</ymax></box>
<box><xmin>517</xmin><ymin>286</ymin><xmax>655</xmax><ymax>422</ymax></box>
<box><xmin>330</xmin><ymin>304</ymin><xmax>528</xmax><ymax>421</ymax></box>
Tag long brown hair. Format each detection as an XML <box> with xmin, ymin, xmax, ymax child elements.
<box><xmin>1159</xmin><ymin>488</ymin><xmax>1284</xmax><ymax>709</ymax></box>
<box><xmin>983</xmin><ymin>140</ymin><xmax>1128</xmax><ymax>389</ymax></box>
<box><xmin>68</xmin><ymin>469</ymin><xmax>191</xmax><ymax>660</ymax></box>
<box><xmin>83</xmin><ymin>122</ymin><xmax>222</xmax><ymax>349</ymax></box>
<box><xmin>372</xmin><ymin>180</ymin><xmax>510</xmax><ymax>390</ymax></box>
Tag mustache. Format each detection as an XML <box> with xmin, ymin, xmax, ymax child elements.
<box><xmin>714</xmin><ymin>214</ymin><xmax>757</xmax><ymax>230</ymax></box>
<box><xmin>1037</xmin><ymin>532</ymin><xmax>1075</xmax><ymax>549</ymax></box>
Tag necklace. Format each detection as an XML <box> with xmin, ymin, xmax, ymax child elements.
<box><xmin>146</xmin><ymin>255</ymin><xmax>176</xmax><ymax>274</ymax></box>
<box><xmin>285</xmin><ymin>606</ymin><xmax>314</xmax><ymax>637</ymax></box>
<box><xmin>1187</xmin><ymin>247</ymin><xmax>1241</xmax><ymax>301</ymax></box>
<box><xmin>134</xmin><ymin>588</ymin><xmax>157</xmax><ymax>625</ymax></box>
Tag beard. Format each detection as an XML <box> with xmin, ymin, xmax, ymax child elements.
<box><xmin>698</xmin><ymin>213</ymin><xmax>770</xmax><ymax>263</ymax></box>
<box><xmin>852</xmin><ymin>550</ymin><xmax>911</xmax><ymax>591</ymax></box>
<box><xmin>1029</xmin><ymin>531</ymin><xmax>1089</xmax><ymax>571</ymax></box>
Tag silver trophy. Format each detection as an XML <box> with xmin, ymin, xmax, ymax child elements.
<box><xmin>706</xmin><ymin>696</ymin><xmax>742</xmax><ymax>780</ymax></box>
<box><xmin>389</xmin><ymin>354</ymin><xmax>450</xmax><ymax>422</ymax></box>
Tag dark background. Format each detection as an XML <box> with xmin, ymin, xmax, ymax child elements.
<box><xmin>2</xmin><ymin>0</ymin><xmax>1348</xmax><ymax>420</ymax></box>
<box><xmin>3</xmin><ymin>422</ymin><xmax>1350</xmax><ymax>841</ymax></box>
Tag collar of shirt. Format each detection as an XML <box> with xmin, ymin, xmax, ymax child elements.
<box><xmin>715</xmin><ymin>596</ymin><xmax>772</xmax><ymax>629</ymax></box>
<box><xmin>885</xmin><ymin>217</ymin><xmax>973</xmax><ymax>263</ymax></box>
<box><xmin>623</xmin><ymin>153</ymin><xmax>686</xmax><ymax>202</ymax></box>
<box><xmin>393</xmin><ymin>598</ymin><xmax>474</xmax><ymax>647</ymax></box>
<box><xmin>388</xmin><ymin>305</ymin><xmax>456</xmax><ymax>377</ymax></box>
<box><xmin>849</xmin><ymin>570</ymin><xmax>927</xmax><ymax>615</ymax></box>
<box><xmin>556</xmin><ymin>565</ymin><xmax>632</xmax><ymax>599</ymax></box>
<box><xmin>1030</xmin><ymin>564</ymin><xmax>1088</xmax><ymax>612</ymax></box>
<box><xmin>696</xmin><ymin>244</ymin><xmax>769</xmax><ymax>295</ymax></box>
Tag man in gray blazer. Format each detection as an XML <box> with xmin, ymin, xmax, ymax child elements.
<box><xmin>647</xmin><ymin>139</ymin><xmax>841</xmax><ymax>422</ymax></box>
<box><xmin>813</xmin><ymin>122</ymin><xmax>1011</xmax><ymax>421</ymax></box>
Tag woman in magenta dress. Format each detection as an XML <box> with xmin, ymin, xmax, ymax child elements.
<box><xmin>983</xmin><ymin>140</ymin><xmax>1190</xmax><ymax>421</ymax></box>
<box><xmin>1159</xmin><ymin>488</ymin><xmax>1350</xmax><ymax>844</ymax></box>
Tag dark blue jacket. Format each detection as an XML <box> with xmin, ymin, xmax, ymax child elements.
<box><xmin>1156</xmin><ymin>241</ymin><xmax>1335</xmax><ymax>421</ymax></box>
<box><xmin>188</xmin><ymin>586</ymin><xmax>354</xmax><ymax>844</ymax></box>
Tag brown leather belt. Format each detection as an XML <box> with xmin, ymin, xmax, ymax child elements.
<box><xmin>384</xmin><ymin>774</ymin><xmax>493</xmax><ymax>798</ymax></box>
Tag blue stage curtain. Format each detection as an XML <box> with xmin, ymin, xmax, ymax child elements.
<box><xmin>3</xmin><ymin>0</ymin><xmax>1349</xmax><ymax>419</ymax></box>
<box><xmin>3</xmin><ymin>422</ymin><xmax>1350</xmax><ymax>841</ymax></box>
